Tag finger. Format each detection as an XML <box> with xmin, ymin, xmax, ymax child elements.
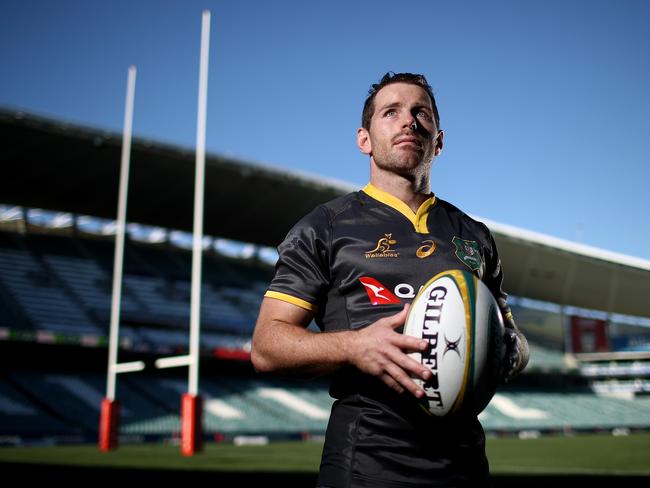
<box><xmin>383</xmin><ymin>363</ymin><xmax>426</xmax><ymax>398</ymax></box>
<box><xmin>394</xmin><ymin>334</ymin><xmax>430</xmax><ymax>354</ymax></box>
<box><xmin>380</xmin><ymin>373</ymin><xmax>405</xmax><ymax>395</ymax></box>
<box><xmin>382</xmin><ymin>303</ymin><xmax>410</xmax><ymax>329</ymax></box>
<box><xmin>385</xmin><ymin>347</ymin><xmax>432</xmax><ymax>381</ymax></box>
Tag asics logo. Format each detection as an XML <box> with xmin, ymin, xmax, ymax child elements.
<box><xmin>416</xmin><ymin>239</ymin><xmax>436</xmax><ymax>258</ymax></box>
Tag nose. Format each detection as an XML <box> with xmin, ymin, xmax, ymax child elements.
<box><xmin>404</xmin><ymin>112</ymin><xmax>417</xmax><ymax>131</ymax></box>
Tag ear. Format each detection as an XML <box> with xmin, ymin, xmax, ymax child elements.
<box><xmin>433</xmin><ymin>130</ymin><xmax>444</xmax><ymax>157</ymax></box>
<box><xmin>357</xmin><ymin>127</ymin><xmax>372</xmax><ymax>155</ymax></box>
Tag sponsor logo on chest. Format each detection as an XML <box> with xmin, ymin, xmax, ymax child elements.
<box><xmin>365</xmin><ymin>233</ymin><xmax>400</xmax><ymax>259</ymax></box>
<box><xmin>364</xmin><ymin>234</ymin><xmax>438</xmax><ymax>260</ymax></box>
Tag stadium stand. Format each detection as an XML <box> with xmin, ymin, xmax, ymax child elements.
<box><xmin>2</xmin><ymin>212</ymin><xmax>650</xmax><ymax>445</ymax></box>
<box><xmin>0</xmin><ymin>228</ymin><xmax>270</xmax><ymax>351</ymax></box>
<box><xmin>2</xmin><ymin>109</ymin><xmax>650</xmax><ymax>448</ymax></box>
<box><xmin>0</xmin><ymin>374</ymin><xmax>83</xmax><ymax>441</ymax></box>
<box><xmin>4</xmin><ymin>362</ymin><xmax>650</xmax><ymax>445</ymax></box>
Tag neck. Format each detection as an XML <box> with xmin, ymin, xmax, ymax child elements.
<box><xmin>369</xmin><ymin>163</ymin><xmax>431</xmax><ymax>213</ymax></box>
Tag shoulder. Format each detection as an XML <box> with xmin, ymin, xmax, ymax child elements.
<box><xmin>280</xmin><ymin>191</ymin><xmax>363</xmax><ymax>248</ymax></box>
<box><xmin>296</xmin><ymin>191</ymin><xmax>365</xmax><ymax>228</ymax></box>
<box><xmin>434</xmin><ymin>196</ymin><xmax>492</xmax><ymax>237</ymax></box>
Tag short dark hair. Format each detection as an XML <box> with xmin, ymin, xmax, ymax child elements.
<box><xmin>361</xmin><ymin>72</ymin><xmax>440</xmax><ymax>130</ymax></box>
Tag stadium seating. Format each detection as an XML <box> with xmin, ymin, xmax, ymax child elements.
<box><xmin>480</xmin><ymin>389</ymin><xmax>650</xmax><ymax>433</ymax></box>
<box><xmin>0</xmin><ymin>374</ymin><xmax>83</xmax><ymax>440</ymax></box>
<box><xmin>4</xmin><ymin>367</ymin><xmax>650</xmax><ymax>445</ymax></box>
<box><xmin>0</xmin><ymin>247</ymin><xmax>102</xmax><ymax>335</ymax></box>
<box><xmin>0</xmin><ymin>229</ymin><xmax>271</xmax><ymax>350</ymax></box>
<box><xmin>526</xmin><ymin>343</ymin><xmax>574</xmax><ymax>373</ymax></box>
<box><xmin>2</xmin><ymin>228</ymin><xmax>650</xmax><ymax>446</ymax></box>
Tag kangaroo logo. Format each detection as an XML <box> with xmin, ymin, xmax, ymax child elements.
<box><xmin>369</xmin><ymin>233</ymin><xmax>396</xmax><ymax>253</ymax></box>
<box><xmin>359</xmin><ymin>276</ymin><xmax>401</xmax><ymax>305</ymax></box>
<box><xmin>365</xmin><ymin>233</ymin><xmax>399</xmax><ymax>259</ymax></box>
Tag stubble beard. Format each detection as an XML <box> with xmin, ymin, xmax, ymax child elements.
<box><xmin>372</xmin><ymin>144</ymin><xmax>434</xmax><ymax>180</ymax></box>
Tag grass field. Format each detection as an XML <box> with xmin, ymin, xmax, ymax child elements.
<box><xmin>1</xmin><ymin>432</ymin><xmax>650</xmax><ymax>476</ymax></box>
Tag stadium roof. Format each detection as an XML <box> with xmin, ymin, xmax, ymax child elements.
<box><xmin>0</xmin><ymin>108</ymin><xmax>354</xmax><ymax>248</ymax></box>
<box><xmin>2</xmin><ymin>108</ymin><xmax>650</xmax><ymax>319</ymax></box>
<box><xmin>480</xmin><ymin>218</ymin><xmax>650</xmax><ymax>319</ymax></box>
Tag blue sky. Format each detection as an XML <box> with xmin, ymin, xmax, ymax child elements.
<box><xmin>1</xmin><ymin>0</ymin><xmax>649</xmax><ymax>260</ymax></box>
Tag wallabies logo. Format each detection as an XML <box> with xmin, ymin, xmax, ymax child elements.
<box><xmin>365</xmin><ymin>233</ymin><xmax>399</xmax><ymax>259</ymax></box>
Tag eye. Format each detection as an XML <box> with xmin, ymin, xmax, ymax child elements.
<box><xmin>417</xmin><ymin>110</ymin><xmax>432</xmax><ymax>121</ymax></box>
<box><xmin>383</xmin><ymin>109</ymin><xmax>397</xmax><ymax>117</ymax></box>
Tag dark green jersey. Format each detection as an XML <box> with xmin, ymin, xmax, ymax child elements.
<box><xmin>265</xmin><ymin>183</ymin><xmax>510</xmax><ymax>487</ymax></box>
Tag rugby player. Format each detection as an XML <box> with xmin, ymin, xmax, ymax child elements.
<box><xmin>251</xmin><ymin>72</ymin><xmax>529</xmax><ymax>487</ymax></box>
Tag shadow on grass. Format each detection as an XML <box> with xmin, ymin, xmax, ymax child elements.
<box><xmin>2</xmin><ymin>462</ymin><xmax>649</xmax><ymax>487</ymax></box>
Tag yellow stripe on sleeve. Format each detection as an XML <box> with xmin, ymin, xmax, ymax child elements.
<box><xmin>264</xmin><ymin>291</ymin><xmax>317</xmax><ymax>312</ymax></box>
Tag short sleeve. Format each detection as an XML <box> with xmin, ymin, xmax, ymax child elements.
<box><xmin>265</xmin><ymin>206</ymin><xmax>331</xmax><ymax>312</ymax></box>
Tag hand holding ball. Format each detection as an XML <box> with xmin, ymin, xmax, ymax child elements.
<box><xmin>403</xmin><ymin>269</ymin><xmax>506</xmax><ymax>416</ymax></box>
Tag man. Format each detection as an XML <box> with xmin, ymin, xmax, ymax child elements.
<box><xmin>251</xmin><ymin>72</ymin><xmax>529</xmax><ymax>487</ymax></box>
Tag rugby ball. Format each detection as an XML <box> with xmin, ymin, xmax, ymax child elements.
<box><xmin>403</xmin><ymin>269</ymin><xmax>505</xmax><ymax>417</ymax></box>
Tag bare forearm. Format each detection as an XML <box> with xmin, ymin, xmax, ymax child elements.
<box><xmin>251</xmin><ymin>318</ymin><xmax>353</xmax><ymax>376</ymax></box>
<box><xmin>252</xmin><ymin>298</ymin><xmax>431</xmax><ymax>397</ymax></box>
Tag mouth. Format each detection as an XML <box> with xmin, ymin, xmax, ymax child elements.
<box><xmin>393</xmin><ymin>136</ymin><xmax>422</xmax><ymax>148</ymax></box>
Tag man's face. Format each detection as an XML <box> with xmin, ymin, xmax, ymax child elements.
<box><xmin>358</xmin><ymin>82</ymin><xmax>442</xmax><ymax>178</ymax></box>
